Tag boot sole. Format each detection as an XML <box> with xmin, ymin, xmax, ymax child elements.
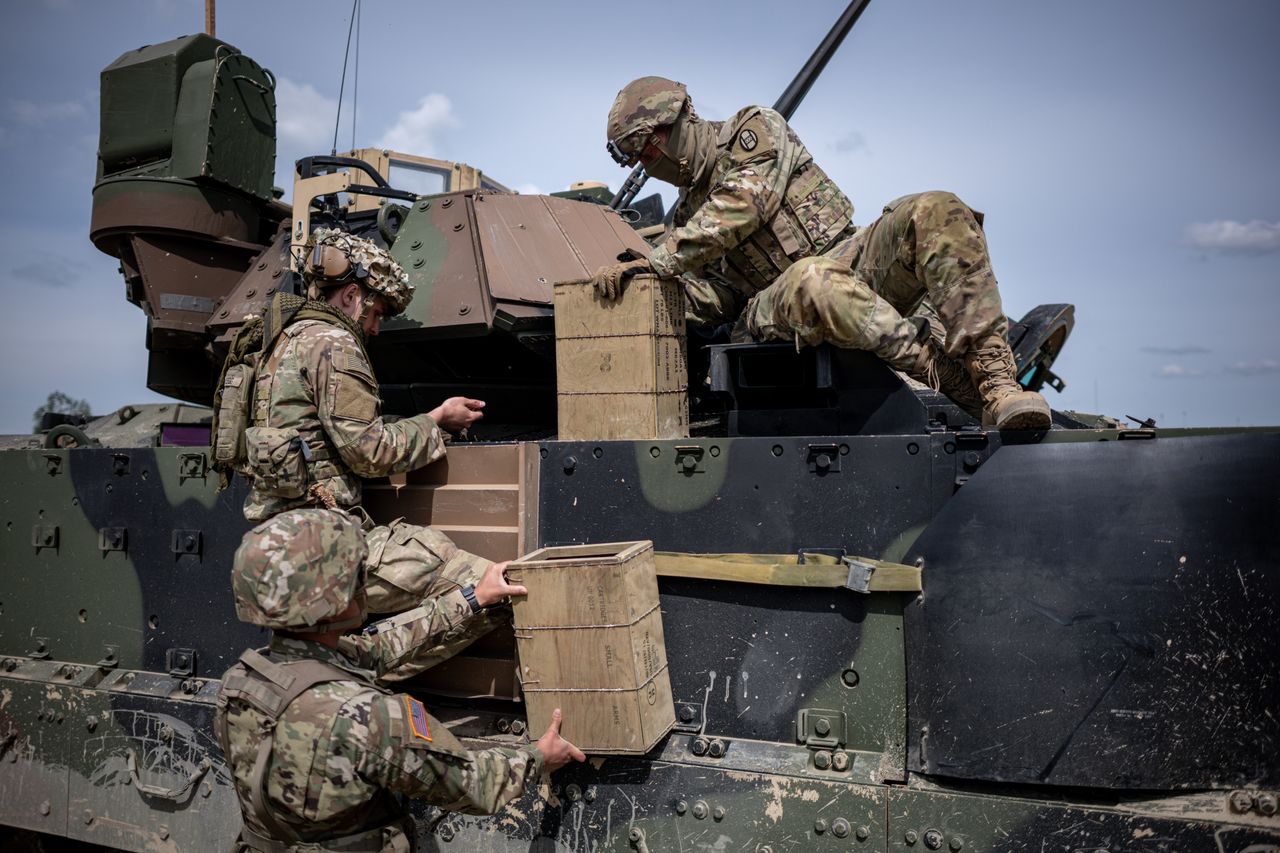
<box><xmin>987</xmin><ymin>397</ymin><xmax>1052</xmax><ymax>430</ymax></box>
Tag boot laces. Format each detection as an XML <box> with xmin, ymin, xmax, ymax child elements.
<box><xmin>972</xmin><ymin>342</ymin><xmax>1023</xmax><ymax>397</ymax></box>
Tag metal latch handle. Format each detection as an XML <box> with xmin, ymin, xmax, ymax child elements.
<box><xmin>126</xmin><ymin>751</ymin><xmax>211</xmax><ymax>803</ymax></box>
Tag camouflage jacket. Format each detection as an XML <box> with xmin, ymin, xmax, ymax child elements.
<box><xmin>243</xmin><ymin>318</ymin><xmax>447</xmax><ymax>521</ymax></box>
<box><xmin>216</xmin><ymin>635</ymin><xmax>543</xmax><ymax>847</ymax></box>
<box><xmin>648</xmin><ymin>107</ymin><xmax>854</xmax><ymax>326</ymax></box>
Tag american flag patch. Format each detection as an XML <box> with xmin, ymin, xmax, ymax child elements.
<box><xmin>403</xmin><ymin>696</ymin><xmax>432</xmax><ymax>743</ymax></box>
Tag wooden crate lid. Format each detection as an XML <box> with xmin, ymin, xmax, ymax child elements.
<box><xmin>511</xmin><ymin>540</ymin><xmax>652</xmax><ymax>570</ymax></box>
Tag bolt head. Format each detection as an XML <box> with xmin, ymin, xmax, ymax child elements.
<box><xmin>86</xmin><ymin>717</ymin><xmax>97</xmax><ymax>732</ymax></box>
<box><xmin>707</xmin><ymin>738</ymin><xmax>726</xmax><ymax>758</ymax></box>
<box><xmin>83</xmin><ymin>809</ymin><xmax>94</xmax><ymax>825</ymax></box>
<box><xmin>814</xmin><ymin>819</ymin><xmax>828</xmax><ymax>834</ymax></box>
<box><xmin>678</xmin><ymin>705</ymin><xmax>696</xmax><ymax>722</ymax></box>
<box><xmin>815</xmin><ymin>718</ymin><xmax>831</xmax><ymax>736</ymax></box>
<box><xmin>692</xmin><ymin>800</ymin><xmax>709</xmax><ymax>820</ymax></box>
<box><xmin>566</xmin><ymin>783</ymin><xmax>582</xmax><ymax>801</ymax></box>
<box><xmin>813</xmin><ymin>750</ymin><xmax>832</xmax><ymax>770</ymax></box>
<box><xmin>1230</xmin><ymin>790</ymin><xmax>1255</xmax><ymax>812</ymax></box>
<box><xmin>675</xmin><ymin>800</ymin><xmax>687</xmax><ymax>815</ymax></box>
<box><xmin>39</xmin><ymin>800</ymin><xmax>50</xmax><ymax>816</ymax></box>
<box><xmin>496</xmin><ymin>718</ymin><xmax>511</xmax><ymax>733</ymax></box>
<box><xmin>629</xmin><ymin>828</ymin><xmax>643</xmax><ymax>842</ymax></box>
<box><xmin>857</xmin><ymin>825</ymin><xmax>870</xmax><ymax>841</ymax></box>
<box><xmin>924</xmin><ymin>828</ymin><xmax>944</xmax><ymax>850</ymax></box>
<box><xmin>712</xmin><ymin>806</ymin><xmax>725</xmax><ymax>821</ymax></box>
<box><xmin>510</xmin><ymin>719</ymin><xmax>526</xmax><ymax>735</ymax></box>
<box><xmin>1258</xmin><ymin>793</ymin><xmax>1277</xmax><ymax>816</ymax></box>
<box><xmin>832</xmin><ymin>750</ymin><xmax>850</xmax><ymax>771</ymax></box>
<box><xmin>949</xmin><ymin>837</ymin><xmax>965</xmax><ymax>851</ymax></box>
<box><xmin>584</xmin><ymin>785</ymin><xmax>597</xmax><ymax>803</ymax></box>
<box><xmin>691</xmin><ymin>736</ymin><xmax>709</xmax><ymax>756</ymax></box>
<box><xmin>831</xmin><ymin>818</ymin><xmax>850</xmax><ymax>839</ymax></box>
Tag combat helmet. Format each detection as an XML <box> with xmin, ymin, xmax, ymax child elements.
<box><xmin>304</xmin><ymin>227</ymin><xmax>415</xmax><ymax>315</ymax></box>
<box><xmin>232</xmin><ymin>508</ymin><xmax>368</xmax><ymax>630</ymax></box>
<box><xmin>606</xmin><ymin>76</ymin><xmax>689</xmax><ymax>166</ymax></box>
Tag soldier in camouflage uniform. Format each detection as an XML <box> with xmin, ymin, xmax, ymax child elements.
<box><xmin>596</xmin><ymin>76</ymin><xmax>1050</xmax><ymax>430</ymax></box>
<box><xmin>216</xmin><ymin>509</ymin><xmax>585</xmax><ymax>853</ymax></box>
<box><xmin>233</xmin><ymin>228</ymin><xmax>508</xmax><ymax>676</ymax></box>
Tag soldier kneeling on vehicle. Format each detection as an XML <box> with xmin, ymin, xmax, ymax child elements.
<box><xmin>216</xmin><ymin>509</ymin><xmax>584</xmax><ymax>853</ymax></box>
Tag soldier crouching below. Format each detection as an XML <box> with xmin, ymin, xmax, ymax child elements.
<box><xmin>596</xmin><ymin>76</ymin><xmax>1050</xmax><ymax>430</ymax></box>
<box><xmin>214</xmin><ymin>227</ymin><xmax>509</xmax><ymax>679</ymax></box>
<box><xmin>216</xmin><ymin>509</ymin><xmax>585</xmax><ymax>853</ymax></box>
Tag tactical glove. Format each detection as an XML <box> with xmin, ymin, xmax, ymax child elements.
<box><xmin>590</xmin><ymin>257</ymin><xmax>652</xmax><ymax>300</ymax></box>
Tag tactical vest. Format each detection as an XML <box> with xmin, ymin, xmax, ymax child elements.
<box><xmin>681</xmin><ymin>108</ymin><xmax>855</xmax><ymax>294</ymax></box>
<box><xmin>215</xmin><ymin>649</ymin><xmax>412</xmax><ymax>853</ymax></box>
<box><xmin>213</xmin><ymin>294</ymin><xmax>364</xmax><ymax>502</ymax></box>
<box><xmin>246</xmin><ymin>320</ymin><xmax>346</xmax><ymax>501</ymax></box>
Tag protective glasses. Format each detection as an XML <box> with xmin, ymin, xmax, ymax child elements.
<box><xmin>606</xmin><ymin>138</ymin><xmax>637</xmax><ymax>167</ymax></box>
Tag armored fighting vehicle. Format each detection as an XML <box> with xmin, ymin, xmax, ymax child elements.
<box><xmin>2</xmin><ymin>4</ymin><xmax>1277</xmax><ymax>851</ymax></box>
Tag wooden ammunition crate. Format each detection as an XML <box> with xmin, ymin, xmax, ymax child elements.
<box><xmin>508</xmin><ymin>541</ymin><xmax>675</xmax><ymax>754</ymax></box>
<box><xmin>553</xmin><ymin>274</ymin><xmax>688</xmax><ymax>440</ymax></box>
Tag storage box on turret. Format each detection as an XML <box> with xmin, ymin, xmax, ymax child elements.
<box><xmin>553</xmin><ymin>273</ymin><xmax>689</xmax><ymax>440</ymax></box>
<box><xmin>508</xmin><ymin>540</ymin><xmax>675</xmax><ymax>754</ymax></box>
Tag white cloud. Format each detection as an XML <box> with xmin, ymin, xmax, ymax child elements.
<box><xmin>1225</xmin><ymin>359</ymin><xmax>1280</xmax><ymax>376</ymax></box>
<box><xmin>9</xmin><ymin>99</ymin><xmax>85</xmax><ymax>125</ymax></box>
<box><xmin>1184</xmin><ymin>219</ymin><xmax>1280</xmax><ymax>253</ymax></box>
<box><xmin>1154</xmin><ymin>364</ymin><xmax>1202</xmax><ymax>379</ymax></box>
<box><xmin>274</xmin><ymin>77</ymin><xmax>338</xmax><ymax>151</ymax></box>
<box><xmin>376</xmin><ymin>94</ymin><xmax>459</xmax><ymax>156</ymax></box>
<box><xmin>514</xmin><ymin>183</ymin><xmax>543</xmax><ymax>196</ymax></box>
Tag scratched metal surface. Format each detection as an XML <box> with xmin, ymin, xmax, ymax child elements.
<box><xmin>904</xmin><ymin>433</ymin><xmax>1280</xmax><ymax>789</ymax></box>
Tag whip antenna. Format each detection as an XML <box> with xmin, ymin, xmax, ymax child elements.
<box><xmin>331</xmin><ymin>0</ymin><xmax>359</xmax><ymax>156</ymax></box>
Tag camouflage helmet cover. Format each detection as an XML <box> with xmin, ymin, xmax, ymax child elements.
<box><xmin>232</xmin><ymin>508</ymin><xmax>368</xmax><ymax>629</ymax></box>
<box><xmin>307</xmin><ymin>227</ymin><xmax>415</xmax><ymax>315</ymax></box>
<box><xmin>606</xmin><ymin>76</ymin><xmax>689</xmax><ymax>166</ymax></box>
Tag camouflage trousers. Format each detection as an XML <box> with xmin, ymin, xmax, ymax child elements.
<box><xmin>363</xmin><ymin>517</ymin><xmax>508</xmax><ymax>682</ymax></box>
<box><xmin>746</xmin><ymin>191</ymin><xmax>1008</xmax><ymax>359</ymax></box>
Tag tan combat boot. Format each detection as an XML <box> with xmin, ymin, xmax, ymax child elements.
<box><xmin>882</xmin><ymin>336</ymin><xmax>985</xmax><ymax>419</ymax></box>
<box><xmin>964</xmin><ymin>334</ymin><xmax>1051</xmax><ymax>429</ymax></box>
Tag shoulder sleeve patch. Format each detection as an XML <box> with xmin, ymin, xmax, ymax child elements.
<box><xmin>732</xmin><ymin>114</ymin><xmax>776</xmax><ymax>160</ymax></box>
<box><xmin>340</xmin><ymin>350</ymin><xmax>376</xmax><ymax>384</ymax></box>
<box><xmin>402</xmin><ymin>695</ymin><xmax>432</xmax><ymax>744</ymax></box>
<box><xmin>329</xmin><ymin>346</ymin><xmax>379</xmax><ymax>423</ymax></box>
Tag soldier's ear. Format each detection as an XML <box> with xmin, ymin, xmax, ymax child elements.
<box><xmin>338</xmin><ymin>282</ymin><xmax>364</xmax><ymax>310</ymax></box>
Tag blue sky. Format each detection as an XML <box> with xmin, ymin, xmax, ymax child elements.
<box><xmin>0</xmin><ymin>0</ymin><xmax>1277</xmax><ymax>432</ymax></box>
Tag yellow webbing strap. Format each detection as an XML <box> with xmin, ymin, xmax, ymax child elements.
<box><xmin>653</xmin><ymin>552</ymin><xmax>922</xmax><ymax>593</ymax></box>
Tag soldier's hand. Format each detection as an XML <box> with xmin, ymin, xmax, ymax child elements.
<box><xmin>590</xmin><ymin>258</ymin><xmax>651</xmax><ymax>300</ymax></box>
<box><xmin>535</xmin><ymin>708</ymin><xmax>586</xmax><ymax>773</ymax></box>
<box><xmin>429</xmin><ymin>397</ymin><xmax>485</xmax><ymax>432</ymax></box>
<box><xmin>474</xmin><ymin>560</ymin><xmax>527</xmax><ymax>607</ymax></box>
